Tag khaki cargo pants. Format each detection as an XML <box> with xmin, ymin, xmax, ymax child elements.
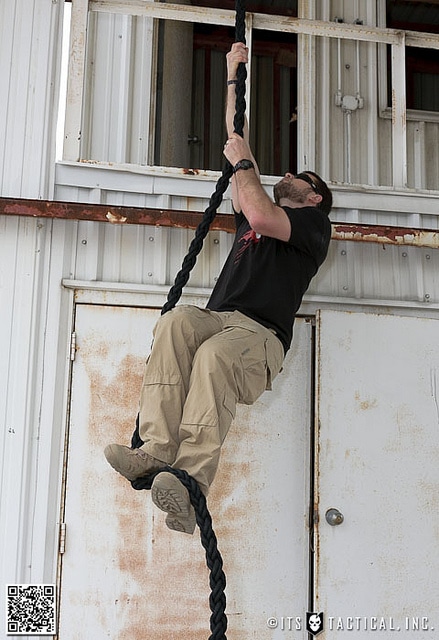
<box><xmin>138</xmin><ymin>305</ymin><xmax>284</xmax><ymax>494</ymax></box>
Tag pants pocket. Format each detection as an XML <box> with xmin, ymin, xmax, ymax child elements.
<box><xmin>264</xmin><ymin>332</ymin><xmax>285</xmax><ymax>390</ymax></box>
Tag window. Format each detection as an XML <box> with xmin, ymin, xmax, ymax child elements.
<box><xmin>153</xmin><ymin>2</ymin><xmax>299</xmax><ymax>174</ymax></box>
<box><xmin>386</xmin><ymin>0</ymin><xmax>439</xmax><ymax>113</ymax></box>
<box><xmin>193</xmin><ymin>1</ymin><xmax>297</xmax><ymax>17</ymax></box>
<box><xmin>176</xmin><ymin>25</ymin><xmax>297</xmax><ymax>175</ymax></box>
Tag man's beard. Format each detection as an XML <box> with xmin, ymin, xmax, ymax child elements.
<box><xmin>273</xmin><ymin>178</ymin><xmax>308</xmax><ymax>205</ymax></box>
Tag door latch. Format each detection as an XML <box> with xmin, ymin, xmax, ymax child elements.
<box><xmin>325</xmin><ymin>508</ymin><xmax>344</xmax><ymax>526</ymax></box>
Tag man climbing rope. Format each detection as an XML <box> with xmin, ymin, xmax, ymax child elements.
<box><xmin>104</xmin><ymin>42</ymin><xmax>332</xmax><ymax>534</ymax></box>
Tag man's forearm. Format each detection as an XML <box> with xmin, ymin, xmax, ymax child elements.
<box><xmin>233</xmin><ymin>168</ymin><xmax>272</xmax><ymax>217</ymax></box>
<box><xmin>231</xmin><ymin>166</ymin><xmax>291</xmax><ymax>241</ymax></box>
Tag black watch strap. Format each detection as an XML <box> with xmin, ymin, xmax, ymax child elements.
<box><xmin>233</xmin><ymin>159</ymin><xmax>255</xmax><ymax>173</ymax></box>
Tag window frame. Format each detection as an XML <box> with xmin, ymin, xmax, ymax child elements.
<box><xmin>63</xmin><ymin>0</ymin><xmax>439</xmax><ymax>189</ymax></box>
<box><xmin>377</xmin><ymin>0</ymin><xmax>439</xmax><ymax>123</ymax></box>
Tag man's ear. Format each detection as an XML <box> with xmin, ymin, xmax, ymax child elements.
<box><xmin>309</xmin><ymin>193</ymin><xmax>323</xmax><ymax>206</ymax></box>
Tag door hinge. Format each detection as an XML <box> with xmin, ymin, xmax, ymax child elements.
<box><xmin>70</xmin><ymin>332</ymin><xmax>77</xmax><ymax>361</ymax></box>
<box><xmin>59</xmin><ymin>522</ymin><xmax>66</xmax><ymax>555</ymax></box>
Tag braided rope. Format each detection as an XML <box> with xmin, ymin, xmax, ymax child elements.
<box><xmin>132</xmin><ymin>3</ymin><xmax>247</xmax><ymax>638</ymax></box>
<box><xmin>130</xmin><ymin>420</ymin><xmax>227</xmax><ymax>639</ymax></box>
<box><xmin>131</xmin><ymin>470</ymin><xmax>227</xmax><ymax>640</ymax></box>
<box><xmin>161</xmin><ymin>0</ymin><xmax>247</xmax><ymax>315</ymax></box>
<box><xmin>161</xmin><ymin>167</ymin><xmax>233</xmax><ymax>315</ymax></box>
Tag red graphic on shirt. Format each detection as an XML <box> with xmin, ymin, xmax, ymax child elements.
<box><xmin>234</xmin><ymin>228</ymin><xmax>262</xmax><ymax>264</ymax></box>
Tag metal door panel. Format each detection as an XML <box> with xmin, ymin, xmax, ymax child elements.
<box><xmin>315</xmin><ymin>310</ymin><xmax>439</xmax><ymax>637</ymax></box>
<box><xmin>59</xmin><ymin>304</ymin><xmax>313</xmax><ymax>639</ymax></box>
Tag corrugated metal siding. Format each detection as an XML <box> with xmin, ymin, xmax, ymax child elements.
<box><xmin>315</xmin><ymin>22</ymin><xmax>439</xmax><ymax>188</ymax></box>
<box><xmin>0</xmin><ymin>214</ymin><xmax>39</xmax><ymax>577</ymax></box>
<box><xmin>51</xmin><ymin>157</ymin><xmax>439</xmax><ymax>304</ymax></box>
<box><xmin>1</xmin><ymin>216</ymin><xmax>53</xmax><ymax>589</ymax></box>
<box><xmin>0</xmin><ymin>213</ymin><xmax>76</xmax><ymax>624</ymax></box>
<box><xmin>408</xmin><ymin>120</ymin><xmax>439</xmax><ymax>190</ymax></box>
<box><xmin>1</xmin><ymin>1</ymin><xmax>439</xmax><ymax>632</ymax></box>
<box><xmin>67</xmin><ymin>220</ymin><xmax>439</xmax><ymax>305</ymax></box>
<box><xmin>81</xmin><ymin>12</ymin><xmax>155</xmax><ymax>165</ymax></box>
<box><xmin>4</xmin><ymin>205</ymin><xmax>436</xmax><ymax>308</ymax></box>
<box><xmin>0</xmin><ymin>0</ymin><xmax>63</xmax><ymax>198</ymax></box>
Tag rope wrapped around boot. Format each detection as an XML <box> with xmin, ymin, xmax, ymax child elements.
<box><xmin>130</xmin><ymin>419</ymin><xmax>227</xmax><ymax>640</ymax></box>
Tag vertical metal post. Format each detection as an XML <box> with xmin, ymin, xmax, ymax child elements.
<box><xmin>391</xmin><ymin>33</ymin><xmax>407</xmax><ymax>188</ymax></box>
<box><xmin>413</xmin><ymin>121</ymin><xmax>425</xmax><ymax>189</ymax></box>
<box><xmin>345</xmin><ymin>110</ymin><xmax>352</xmax><ymax>183</ymax></box>
<box><xmin>156</xmin><ymin>0</ymin><xmax>193</xmax><ymax>168</ymax></box>
<box><xmin>319</xmin><ymin>0</ymin><xmax>331</xmax><ymax>178</ymax></box>
<box><xmin>244</xmin><ymin>12</ymin><xmax>253</xmax><ymax>131</ymax></box>
<box><xmin>365</xmin><ymin>1</ymin><xmax>379</xmax><ymax>185</ymax></box>
<box><xmin>63</xmin><ymin>0</ymin><xmax>89</xmax><ymax>162</ymax></box>
<box><xmin>297</xmin><ymin>0</ymin><xmax>316</xmax><ymax>172</ymax></box>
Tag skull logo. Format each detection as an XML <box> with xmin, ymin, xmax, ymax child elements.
<box><xmin>306</xmin><ymin>612</ymin><xmax>324</xmax><ymax>636</ymax></box>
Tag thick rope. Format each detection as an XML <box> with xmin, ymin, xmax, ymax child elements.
<box><xmin>161</xmin><ymin>0</ymin><xmax>247</xmax><ymax>315</ymax></box>
<box><xmin>132</xmin><ymin>3</ymin><xmax>247</xmax><ymax>638</ymax></box>
<box><xmin>160</xmin><ymin>167</ymin><xmax>233</xmax><ymax>315</ymax></box>
<box><xmin>130</xmin><ymin>420</ymin><xmax>227</xmax><ymax>640</ymax></box>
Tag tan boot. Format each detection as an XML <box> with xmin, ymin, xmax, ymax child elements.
<box><xmin>151</xmin><ymin>472</ymin><xmax>196</xmax><ymax>534</ymax></box>
<box><xmin>104</xmin><ymin>444</ymin><xmax>165</xmax><ymax>481</ymax></box>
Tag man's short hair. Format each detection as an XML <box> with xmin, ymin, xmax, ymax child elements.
<box><xmin>307</xmin><ymin>171</ymin><xmax>333</xmax><ymax>216</ymax></box>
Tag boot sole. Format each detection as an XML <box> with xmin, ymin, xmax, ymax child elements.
<box><xmin>151</xmin><ymin>472</ymin><xmax>196</xmax><ymax>534</ymax></box>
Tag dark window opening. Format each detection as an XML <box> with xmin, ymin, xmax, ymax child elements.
<box><xmin>153</xmin><ymin>2</ymin><xmax>298</xmax><ymax>173</ymax></box>
<box><xmin>194</xmin><ymin>0</ymin><xmax>297</xmax><ymax>17</ymax></box>
<box><xmin>189</xmin><ymin>25</ymin><xmax>297</xmax><ymax>175</ymax></box>
<box><xmin>386</xmin><ymin>0</ymin><xmax>439</xmax><ymax>112</ymax></box>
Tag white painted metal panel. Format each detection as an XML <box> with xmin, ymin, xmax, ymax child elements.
<box><xmin>0</xmin><ymin>0</ymin><xmax>63</xmax><ymax>198</ymax></box>
<box><xmin>58</xmin><ymin>304</ymin><xmax>313</xmax><ymax>639</ymax></box>
<box><xmin>0</xmin><ymin>215</ymin><xmax>73</xmax><ymax>634</ymax></box>
<box><xmin>67</xmin><ymin>217</ymin><xmax>439</xmax><ymax>307</ymax></box>
<box><xmin>81</xmin><ymin>12</ymin><xmax>155</xmax><ymax>165</ymax></box>
<box><xmin>315</xmin><ymin>310</ymin><xmax>439</xmax><ymax>636</ymax></box>
<box><xmin>314</xmin><ymin>0</ymin><xmax>439</xmax><ymax>189</ymax></box>
<box><xmin>0</xmin><ymin>216</ymin><xmax>45</xmax><ymax>596</ymax></box>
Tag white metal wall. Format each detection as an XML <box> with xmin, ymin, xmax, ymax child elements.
<box><xmin>52</xmin><ymin>159</ymin><xmax>439</xmax><ymax>304</ymax></box>
<box><xmin>1</xmin><ymin>0</ymin><xmax>439</xmax><ymax>636</ymax></box>
<box><xmin>315</xmin><ymin>0</ymin><xmax>439</xmax><ymax>189</ymax></box>
<box><xmin>0</xmin><ymin>0</ymin><xmax>63</xmax><ymax>198</ymax></box>
<box><xmin>0</xmin><ymin>215</ymin><xmax>75</xmax><ymax>639</ymax></box>
<box><xmin>81</xmin><ymin>12</ymin><xmax>155</xmax><ymax>165</ymax></box>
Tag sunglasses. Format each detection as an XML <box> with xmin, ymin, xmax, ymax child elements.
<box><xmin>294</xmin><ymin>172</ymin><xmax>319</xmax><ymax>194</ymax></box>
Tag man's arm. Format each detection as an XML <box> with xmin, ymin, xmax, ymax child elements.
<box><xmin>223</xmin><ymin>133</ymin><xmax>291</xmax><ymax>242</ymax></box>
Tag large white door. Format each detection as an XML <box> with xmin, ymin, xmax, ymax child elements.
<box><xmin>315</xmin><ymin>310</ymin><xmax>439</xmax><ymax>637</ymax></box>
<box><xmin>58</xmin><ymin>303</ymin><xmax>314</xmax><ymax>639</ymax></box>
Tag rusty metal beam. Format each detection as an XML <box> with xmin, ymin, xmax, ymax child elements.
<box><xmin>1</xmin><ymin>197</ymin><xmax>439</xmax><ymax>249</ymax></box>
<box><xmin>0</xmin><ymin>196</ymin><xmax>234</xmax><ymax>233</ymax></box>
<box><xmin>332</xmin><ymin>224</ymin><xmax>439</xmax><ymax>249</ymax></box>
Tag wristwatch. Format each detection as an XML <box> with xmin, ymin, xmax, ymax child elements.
<box><xmin>233</xmin><ymin>159</ymin><xmax>255</xmax><ymax>173</ymax></box>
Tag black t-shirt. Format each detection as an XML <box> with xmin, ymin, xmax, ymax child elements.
<box><xmin>206</xmin><ymin>206</ymin><xmax>331</xmax><ymax>352</ymax></box>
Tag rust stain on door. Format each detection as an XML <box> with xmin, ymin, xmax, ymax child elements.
<box><xmin>79</xmin><ymin>334</ymin><xmax>214</xmax><ymax>639</ymax></box>
<box><xmin>61</xmin><ymin>306</ymin><xmax>310</xmax><ymax>640</ymax></box>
